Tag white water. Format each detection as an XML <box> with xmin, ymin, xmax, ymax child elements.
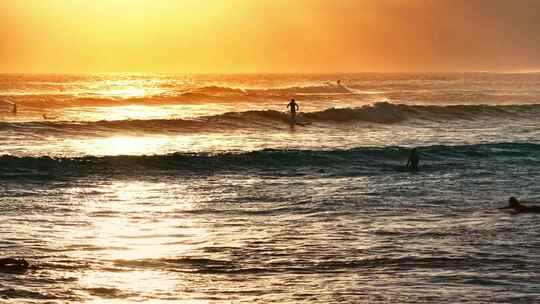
<box><xmin>1</xmin><ymin>73</ymin><xmax>539</xmax><ymax>303</ymax></box>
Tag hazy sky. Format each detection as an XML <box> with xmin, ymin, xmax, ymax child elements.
<box><xmin>1</xmin><ymin>0</ymin><xmax>540</xmax><ymax>73</ymax></box>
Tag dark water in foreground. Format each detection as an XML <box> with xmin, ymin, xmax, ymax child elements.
<box><xmin>1</xmin><ymin>73</ymin><xmax>539</xmax><ymax>303</ymax></box>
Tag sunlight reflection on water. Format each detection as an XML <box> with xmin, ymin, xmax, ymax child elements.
<box><xmin>1</xmin><ymin>74</ymin><xmax>540</xmax><ymax>303</ymax></box>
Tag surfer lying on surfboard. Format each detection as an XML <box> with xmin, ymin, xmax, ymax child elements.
<box><xmin>499</xmin><ymin>197</ymin><xmax>540</xmax><ymax>214</ymax></box>
<box><xmin>0</xmin><ymin>258</ymin><xmax>29</xmax><ymax>272</ymax></box>
<box><xmin>43</xmin><ymin>114</ymin><xmax>58</xmax><ymax>120</ymax></box>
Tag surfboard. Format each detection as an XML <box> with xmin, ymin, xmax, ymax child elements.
<box><xmin>288</xmin><ymin>119</ymin><xmax>311</xmax><ymax>126</ymax></box>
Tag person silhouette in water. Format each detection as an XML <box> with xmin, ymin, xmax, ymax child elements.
<box><xmin>499</xmin><ymin>197</ymin><xmax>540</xmax><ymax>214</ymax></box>
<box><xmin>0</xmin><ymin>258</ymin><xmax>28</xmax><ymax>271</ymax></box>
<box><xmin>406</xmin><ymin>148</ymin><xmax>419</xmax><ymax>171</ymax></box>
<box><xmin>12</xmin><ymin>102</ymin><xmax>17</xmax><ymax>115</ymax></box>
<box><xmin>287</xmin><ymin>99</ymin><xmax>299</xmax><ymax>122</ymax></box>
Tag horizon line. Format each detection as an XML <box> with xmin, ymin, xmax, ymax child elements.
<box><xmin>1</xmin><ymin>70</ymin><xmax>540</xmax><ymax>75</ymax></box>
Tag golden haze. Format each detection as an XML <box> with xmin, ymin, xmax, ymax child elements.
<box><xmin>1</xmin><ymin>0</ymin><xmax>540</xmax><ymax>73</ymax></box>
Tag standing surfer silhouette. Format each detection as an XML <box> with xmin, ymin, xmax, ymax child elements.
<box><xmin>406</xmin><ymin>148</ymin><xmax>420</xmax><ymax>171</ymax></box>
<box><xmin>12</xmin><ymin>102</ymin><xmax>17</xmax><ymax>115</ymax></box>
<box><xmin>287</xmin><ymin>99</ymin><xmax>299</xmax><ymax>123</ymax></box>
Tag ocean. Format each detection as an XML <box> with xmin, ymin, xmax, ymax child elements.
<box><xmin>0</xmin><ymin>73</ymin><xmax>539</xmax><ymax>303</ymax></box>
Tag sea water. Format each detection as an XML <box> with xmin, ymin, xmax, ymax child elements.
<box><xmin>0</xmin><ymin>73</ymin><xmax>539</xmax><ymax>303</ymax></box>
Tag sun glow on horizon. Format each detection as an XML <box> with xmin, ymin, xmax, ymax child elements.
<box><xmin>2</xmin><ymin>0</ymin><xmax>540</xmax><ymax>73</ymax></box>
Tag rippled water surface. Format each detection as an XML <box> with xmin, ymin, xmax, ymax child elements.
<box><xmin>1</xmin><ymin>73</ymin><xmax>539</xmax><ymax>303</ymax></box>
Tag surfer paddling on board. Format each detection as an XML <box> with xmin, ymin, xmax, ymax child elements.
<box><xmin>287</xmin><ymin>99</ymin><xmax>299</xmax><ymax>123</ymax></box>
<box><xmin>0</xmin><ymin>258</ymin><xmax>29</xmax><ymax>272</ymax></box>
<box><xmin>406</xmin><ymin>148</ymin><xmax>420</xmax><ymax>171</ymax></box>
<box><xmin>499</xmin><ymin>197</ymin><xmax>540</xmax><ymax>214</ymax></box>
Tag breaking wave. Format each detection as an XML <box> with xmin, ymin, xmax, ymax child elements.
<box><xmin>0</xmin><ymin>83</ymin><xmax>353</xmax><ymax>107</ymax></box>
<box><xmin>0</xmin><ymin>103</ymin><xmax>538</xmax><ymax>134</ymax></box>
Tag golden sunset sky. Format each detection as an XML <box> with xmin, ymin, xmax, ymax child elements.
<box><xmin>1</xmin><ymin>0</ymin><xmax>540</xmax><ymax>73</ymax></box>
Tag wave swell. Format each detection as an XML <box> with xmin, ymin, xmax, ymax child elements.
<box><xmin>1</xmin><ymin>143</ymin><xmax>538</xmax><ymax>179</ymax></box>
<box><xmin>1</xmin><ymin>103</ymin><xmax>538</xmax><ymax>134</ymax></box>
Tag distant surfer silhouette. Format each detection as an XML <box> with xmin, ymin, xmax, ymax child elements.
<box><xmin>12</xmin><ymin>102</ymin><xmax>17</xmax><ymax>115</ymax></box>
<box><xmin>0</xmin><ymin>258</ymin><xmax>28</xmax><ymax>272</ymax></box>
<box><xmin>287</xmin><ymin>99</ymin><xmax>299</xmax><ymax>122</ymax></box>
<box><xmin>42</xmin><ymin>114</ymin><xmax>58</xmax><ymax>120</ymax></box>
<box><xmin>499</xmin><ymin>197</ymin><xmax>540</xmax><ymax>214</ymax></box>
<box><xmin>406</xmin><ymin>148</ymin><xmax>419</xmax><ymax>171</ymax></box>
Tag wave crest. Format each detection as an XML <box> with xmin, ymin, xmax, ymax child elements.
<box><xmin>1</xmin><ymin>103</ymin><xmax>539</xmax><ymax>134</ymax></box>
<box><xmin>1</xmin><ymin>143</ymin><xmax>538</xmax><ymax>179</ymax></box>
